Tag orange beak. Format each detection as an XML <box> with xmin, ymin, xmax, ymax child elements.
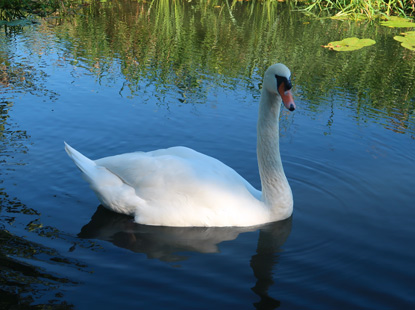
<box><xmin>278</xmin><ymin>82</ymin><xmax>296</xmax><ymax>111</ymax></box>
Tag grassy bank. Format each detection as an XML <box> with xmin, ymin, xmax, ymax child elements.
<box><xmin>295</xmin><ymin>0</ymin><xmax>415</xmax><ymax>20</ymax></box>
<box><xmin>1</xmin><ymin>0</ymin><xmax>415</xmax><ymax>22</ymax></box>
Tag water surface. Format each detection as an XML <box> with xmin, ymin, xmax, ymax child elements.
<box><xmin>1</xmin><ymin>1</ymin><xmax>414</xmax><ymax>309</ymax></box>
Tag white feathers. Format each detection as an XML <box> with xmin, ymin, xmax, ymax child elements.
<box><xmin>65</xmin><ymin>63</ymin><xmax>294</xmax><ymax>227</ymax></box>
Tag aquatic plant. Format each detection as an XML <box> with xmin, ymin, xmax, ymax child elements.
<box><xmin>394</xmin><ymin>31</ymin><xmax>415</xmax><ymax>50</ymax></box>
<box><xmin>322</xmin><ymin>37</ymin><xmax>376</xmax><ymax>51</ymax></box>
<box><xmin>296</xmin><ymin>0</ymin><xmax>415</xmax><ymax>20</ymax></box>
<box><xmin>380</xmin><ymin>16</ymin><xmax>415</xmax><ymax>27</ymax></box>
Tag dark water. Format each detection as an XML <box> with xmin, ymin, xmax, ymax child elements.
<box><xmin>1</xmin><ymin>1</ymin><xmax>415</xmax><ymax>309</ymax></box>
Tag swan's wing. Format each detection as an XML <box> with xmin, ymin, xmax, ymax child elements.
<box><xmin>95</xmin><ymin>146</ymin><xmax>260</xmax><ymax>200</ymax></box>
<box><xmin>94</xmin><ymin>146</ymin><xmax>266</xmax><ymax>226</ymax></box>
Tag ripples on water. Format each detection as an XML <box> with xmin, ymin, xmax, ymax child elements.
<box><xmin>1</xmin><ymin>1</ymin><xmax>415</xmax><ymax>309</ymax></box>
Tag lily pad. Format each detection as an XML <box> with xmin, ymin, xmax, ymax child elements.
<box><xmin>393</xmin><ymin>31</ymin><xmax>415</xmax><ymax>51</ymax></box>
<box><xmin>380</xmin><ymin>17</ymin><xmax>415</xmax><ymax>28</ymax></box>
<box><xmin>323</xmin><ymin>37</ymin><xmax>376</xmax><ymax>52</ymax></box>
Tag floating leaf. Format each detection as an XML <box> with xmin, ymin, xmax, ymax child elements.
<box><xmin>380</xmin><ymin>17</ymin><xmax>415</xmax><ymax>28</ymax></box>
<box><xmin>393</xmin><ymin>31</ymin><xmax>415</xmax><ymax>51</ymax></box>
<box><xmin>323</xmin><ymin>37</ymin><xmax>376</xmax><ymax>52</ymax></box>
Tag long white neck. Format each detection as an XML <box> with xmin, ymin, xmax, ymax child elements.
<box><xmin>257</xmin><ymin>89</ymin><xmax>293</xmax><ymax>219</ymax></box>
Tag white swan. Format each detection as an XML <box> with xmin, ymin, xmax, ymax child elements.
<box><xmin>65</xmin><ymin>63</ymin><xmax>296</xmax><ymax>227</ymax></box>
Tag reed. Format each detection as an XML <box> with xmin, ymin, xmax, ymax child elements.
<box><xmin>2</xmin><ymin>0</ymin><xmax>414</xmax><ymax>21</ymax></box>
<box><xmin>295</xmin><ymin>0</ymin><xmax>415</xmax><ymax>20</ymax></box>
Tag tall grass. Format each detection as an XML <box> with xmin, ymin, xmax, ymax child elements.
<box><xmin>296</xmin><ymin>0</ymin><xmax>415</xmax><ymax>19</ymax></box>
<box><xmin>2</xmin><ymin>0</ymin><xmax>415</xmax><ymax>21</ymax></box>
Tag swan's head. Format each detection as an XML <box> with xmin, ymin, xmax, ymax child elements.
<box><xmin>263</xmin><ymin>63</ymin><xmax>296</xmax><ymax>111</ymax></box>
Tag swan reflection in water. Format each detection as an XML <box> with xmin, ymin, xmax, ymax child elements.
<box><xmin>79</xmin><ymin>206</ymin><xmax>292</xmax><ymax>309</ymax></box>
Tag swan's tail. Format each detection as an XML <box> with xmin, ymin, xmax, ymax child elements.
<box><xmin>64</xmin><ymin>142</ymin><xmax>145</xmax><ymax>215</ymax></box>
<box><xmin>64</xmin><ymin>142</ymin><xmax>98</xmax><ymax>184</ymax></box>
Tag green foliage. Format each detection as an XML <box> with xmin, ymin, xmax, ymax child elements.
<box><xmin>296</xmin><ymin>0</ymin><xmax>415</xmax><ymax>20</ymax></box>
<box><xmin>380</xmin><ymin>16</ymin><xmax>415</xmax><ymax>27</ymax></box>
<box><xmin>394</xmin><ymin>30</ymin><xmax>415</xmax><ymax>50</ymax></box>
<box><xmin>323</xmin><ymin>37</ymin><xmax>376</xmax><ymax>51</ymax></box>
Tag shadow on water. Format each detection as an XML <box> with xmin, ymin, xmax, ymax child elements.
<box><xmin>79</xmin><ymin>206</ymin><xmax>292</xmax><ymax>309</ymax></box>
<box><xmin>0</xmin><ymin>196</ymin><xmax>72</xmax><ymax>309</ymax></box>
<box><xmin>0</xmin><ymin>230</ymin><xmax>75</xmax><ymax>310</ymax></box>
<box><xmin>0</xmin><ymin>192</ymin><xmax>99</xmax><ymax>309</ymax></box>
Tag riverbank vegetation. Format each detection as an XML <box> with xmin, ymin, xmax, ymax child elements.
<box><xmin>296</xmin><ymin>0</ymin><xmax>415</xmax><ymax>20</ymax></box>
<box><xmin>1</xmin><ymin>0</ymin><xmax>415</xmax><ymax>21</ymax></box>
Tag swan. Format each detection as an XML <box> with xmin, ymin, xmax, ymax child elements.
<box><xmin>65</xmin><ymin>63</ymin><xmax>296</xmax><ymax>227</ymax></box>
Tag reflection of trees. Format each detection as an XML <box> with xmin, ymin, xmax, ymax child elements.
<box><xmin>0</xmin><ymin>25</ymin><xmax>64</xmax><ymax>179</ymax></box>
<box><xmin>45</xmin><ymin>0</ymin><xmax>414</xmax><ymax>135</ymax></box>
<box><xmin>0</xmin><ymin>48</ymin><xmax>33</xmax><ymax>191</ymax></box>
<box><xmin>0</xmin><ymin>100</ymin><xmax>30</xmax><ymax>167</ymax></box>
<box><xmin>80</xmin><ymin>205</ymin><xmax>292</xmax><ymax>309</ymax></box>
<box><xmin>0</xmin><ymin>31</ymin><xmax>59</xmax><ymax>100</ymax></box>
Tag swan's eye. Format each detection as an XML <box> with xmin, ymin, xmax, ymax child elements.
<box><xmin>275</xmin><ymin>75</ymin><xmax>292</xmax><ymax>91</ymax></box>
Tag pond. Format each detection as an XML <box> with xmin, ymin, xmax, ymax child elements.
<box><xmin>1</xmin><ymin>0</ymin><xmax>415</xmax><ymax>309</ymax></box>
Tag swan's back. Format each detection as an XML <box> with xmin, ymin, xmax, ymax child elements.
<box><xmin>89</xmin><ymin>146</ymin><xmax>267</xmax><ymax>226</ymax></box>
<box><xmin>97</xmin><ymin>147</ymin><xmax>225</xmax><ymax>189</ymax></box>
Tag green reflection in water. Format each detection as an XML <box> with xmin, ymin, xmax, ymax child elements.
<box><xmin>39</xmin><ymin>0</ymin><xmax>415</xmax><ymax>135</ymax></box>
